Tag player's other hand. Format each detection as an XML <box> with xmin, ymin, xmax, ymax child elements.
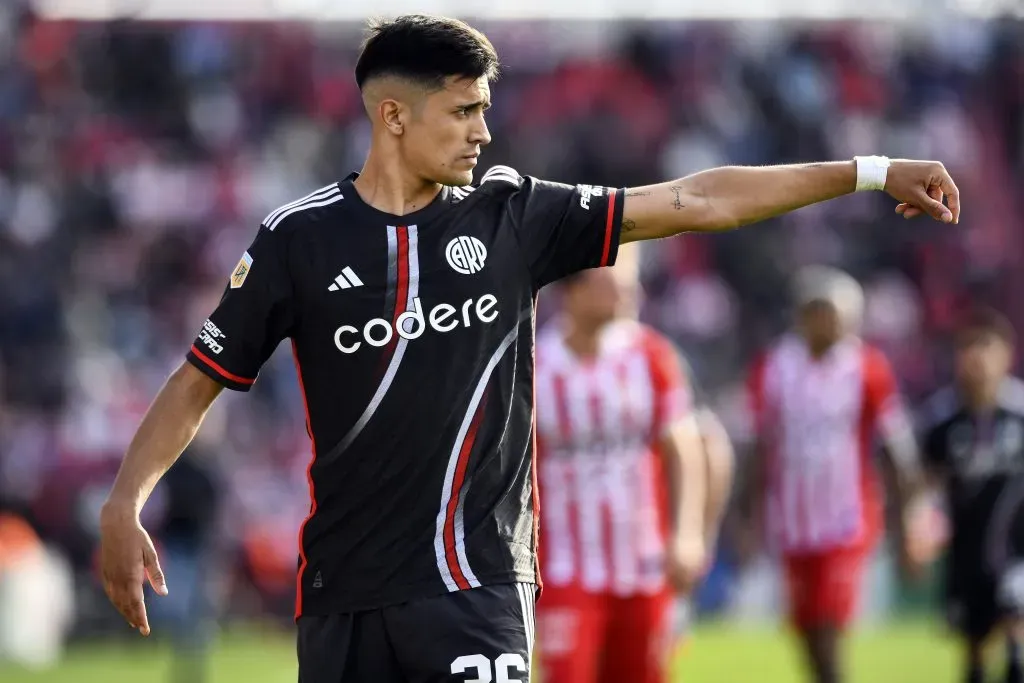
<box><xmin>899</xmin><ymin>497</ymin><xmax>948</xmax><ymax>582</ymax></box>
<box><xmin>665</xmin><ymin>534</ymin><xmax>707</xmax><ymax>596</ymax></box>
<box><xmin>884</xmin><ymin>160</ymin><xmax>961</xmax><ymax>225</ymax></box>
<box><xmin>99</xmin><ymin>503</ymin><xmax>168</xmax><ymax>636</ymax></box>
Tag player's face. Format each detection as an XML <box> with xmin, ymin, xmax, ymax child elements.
<box><xmin>956</xmin><ymin>330</ymin><xmax>1012</xmax><ymax>389</ymax></box>
<box><xmin>798</xmin><ymin>300</ymin><xmax>843</xmax><ymax>351</ymax></box>
<box><xmin>565</xmin><ymin>268</ymin><xmax>638</xmax><ymax>327</ymax></box>
<box><xmin>406</xmin><ymin>76</ymin><xmax>492</xmax><ymax>187</ymax></box>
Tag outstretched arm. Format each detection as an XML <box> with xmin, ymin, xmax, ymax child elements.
<box><xmin>620</xmin><ymin>158</ymin><xmax>960</xmax><ymax>243</ymax></box>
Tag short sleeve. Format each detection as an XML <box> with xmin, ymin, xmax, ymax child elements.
<box><xmin>504</xmin><ymin>171</ymin><xmax>625</xmax><ymax>289</ymax></box>
<box><xmin>644</xmin><ymin>332</ymin><xmax>693</xmax><ymax>437</ymax></box>
<box><xmin>186</xmin><ymin>225</ymin><xmax>295</xmax><ymax>391</ymax></box>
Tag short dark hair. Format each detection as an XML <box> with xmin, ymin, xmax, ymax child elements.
<box><xmin>355</xmin><ymin>15</ymin><xmax>500</xmax><ymax>91</ymax></box>
<box><xmin>955</xmin><ymin>306</ymin><xmax>1016</xmax><ymax>347</ymax></box>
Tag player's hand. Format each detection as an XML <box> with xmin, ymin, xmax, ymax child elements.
<box><xmin>99</xmin><ymin>504</ymin><xmax>168</xmax><ymax>636</ymax></box>
<box><xmin>899</xmin><ymin>497</ymin><xmax>948</xmax><ymax>581</ymax></box>
<box><xmin>665</xmin><ymin>534</ymin><xmax>707</xmax><ymax>596</ymax></box>
<box><xmin>883</xmin><ymin>159</ymin><xmax>960</xmax><ymax>224</ymax></box>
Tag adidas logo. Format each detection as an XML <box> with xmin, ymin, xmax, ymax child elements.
<box><xmin>312</xmin><ymin>571</ymin><xmax>323</xmax><ymax>589</ymax></box>
<box><xmin>328</xmin><ymin>267</ymin><xmax>363</xmax><ymax>292</ymax></box>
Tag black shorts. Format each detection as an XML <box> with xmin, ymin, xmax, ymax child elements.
<box><xmin>946</xmin><ymin>554</ymin><xmax>1024</xmax><ymax>640</ymax></box>
<box><xmin>947</xmin><ymin>492</ymin><xmax>1024</xmax><ymax>640</ymax></box>
<box><xmin>946</xmin><ymin>570</ymin><xmax>1001</xmax><ymax>640</ymax></box>
<box><xmin>297</xmin><ymin>583</ymin><xmax>536</xmax><ymax>683</ymax></box>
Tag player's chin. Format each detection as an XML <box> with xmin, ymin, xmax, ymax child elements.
<box><xmin>443</xmin><ymin>167</ymin><xmax>475</xmax><ymax>187</ymax></box>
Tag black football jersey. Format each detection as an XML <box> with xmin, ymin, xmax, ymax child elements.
<box><xmin>186</xmin><ymin>166</ymin><xmax>624</xmax><ymax>616</ymax></box>
<box><xmin>920</xmin><ymin>378</ymin><xmax>1024</xmax><ymax>572</ymax></box>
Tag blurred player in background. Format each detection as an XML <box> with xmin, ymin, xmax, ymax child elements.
<box><xmin>746</xmin><ymin>265</ymin><xmax>926</xmax><ymax>683</ymax></box>
<box><xmin>534</xmin><ymin>245</ymin><xmax>733</xmax><ymax>683</ymax></box>
<box><xmin>920</xmin><ymin>307</ymin><xmax>1024</xmax><ymax>683</ymax></box>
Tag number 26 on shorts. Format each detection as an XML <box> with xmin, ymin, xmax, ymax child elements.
<box><xmin>451</xmin><ymin>653</ymin><xmax>529</xmax><ymax>682</ymax></box>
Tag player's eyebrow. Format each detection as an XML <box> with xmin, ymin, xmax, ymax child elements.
<box><xmin>456</xmin><ymin>99</ymin><xmax>491</xmax><ymax>111</ymax></box>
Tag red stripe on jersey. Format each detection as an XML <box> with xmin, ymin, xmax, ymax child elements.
<box><xmin>392</xmin><ymin>226</ymin><xmax>410</xmax><ymax>328</ymax></box>
<box><xmin>616</xmin><ymin>361</ymin><xmax>634</xmax><ymax>433</ymax></box>
<box><xmin>189</xmin><ymin>344</ymin><xmax>255</xmax><ymax>385</ymax></box>
<box><xmin>444</xmin><ymin>393</ymin><xmax>488</xmax><ymax>591</ymax></box>
<box><xmin>291</xmin><ymin>341</ymin><xmax>318</xmax><ymax>620</ymax></box>
<box><xmin>589</xmin><ymin>376</ymin><xmax>605</xmax><ymax>443</ymax></box>
<box><xmin>600</xmin><ymin>189</ymin><xmax>617</xmax><ymax>267</ymax></box>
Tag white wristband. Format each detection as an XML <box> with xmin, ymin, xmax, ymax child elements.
<box><xmin>854</xmin><ymin>155</ymin><xmax>890</xmax><ymax>192</ymax></box>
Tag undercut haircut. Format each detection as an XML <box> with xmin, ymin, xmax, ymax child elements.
<box><xmin>355</xmin><ymin>15</ymin><xmax>500</xmax><ymax>91</ymax></box>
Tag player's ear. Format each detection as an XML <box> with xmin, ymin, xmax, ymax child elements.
<box><xmin>379</xmin><ymin>99</ymin><xmax>405</xmax><ymax>136</ymax></box>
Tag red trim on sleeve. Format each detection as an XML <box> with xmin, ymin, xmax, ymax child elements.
<box><xmin>189</xmin><ymin>344</ymin><xmax>255</xmax><ymax>385</ymax></box>
<box><xmin>600</xmin><ymin>188</ymin><xmax>617</xmax><ymax>267</ymax></box>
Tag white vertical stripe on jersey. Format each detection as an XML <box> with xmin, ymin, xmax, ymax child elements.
<box><xmin>607</xmin><ymin>451</ymin><xmax>639</xmax><ymax>595</ymax></box>
<box><xmin>334</xmin><ymin>226</ymin><xmax>418</xmax><ymax>456</ymax></box>
<box><xmin>539</xmin><ymin>459</ymin><xmax>575</xmax><ymax>586</ymax></box>
<box><xmin>805</xmin><ymin>449</ymin><xmax>823</xmax><ymax>548</ymax></box>
<box><xmin>435</xmin><ymin>320</ymin><xmax>521</xmax><ymax>591</ymax></box>
<box><xmin>782</xmin><ymin>434</ymin><xmax>801</xmax><ymax>550</ymax></box>
<box><xmin>597</xmin><ymin>360</ymin><xmax>625</xmax><ymax>447</ymax></box>
<box><xmin>817</xmin><ymin>445</ymin><xmax>836</xmax><ymax>544</ymax></box>
<box><xmin>615</xmin><ymin>360</ymin><xmax>636</xmax><ymax>436</ymax></box>
<box><xmin>566</xmin><ymin>369</ymin><xmax>593</xmax><ymax>452</ymax></box>
<box><xmin>534</xmin><ymin>368</ymin><xmax>562</xmax><ymax>450</ymax></box>
<box><xmin>823</xmin><ymin>448</ymin><xmax>842</xmax><ymax>544</ymax></box>
<box><xmin>623</xmin><ymin>353</ymin><xmax>655</xmax><ymax>440</ymax></box>
<box><xmin>575</xmin><ymin>457</ymin><xmax>609</xmax><ymax>591</ymax></box>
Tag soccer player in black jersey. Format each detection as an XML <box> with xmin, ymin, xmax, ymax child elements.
<box><xmin>99</xmin><ymin>14</ymin><xmax>962</xmax><ymax>682</ymax></box>
<box><xmin>921</xmin><ymin>308</ymin><xmax>1024</xmax><ymax>683</ymax></box>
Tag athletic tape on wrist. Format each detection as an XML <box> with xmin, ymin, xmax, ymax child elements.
<box><xmin>854</xmin><ymin>155</ymin><xmax>890</xmax><ymax>192</ymax></box>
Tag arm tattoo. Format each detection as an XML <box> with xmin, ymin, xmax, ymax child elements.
<box><xmin>626</xmin><ymin>190</ymin><xmax>651</xmax><ymax>197</ymax></box>
<box><xmin>670</xmin><ymin>185</ymin><xmax>685</xmax><ymax>210</ymax></box>
<box><xmin>622</xmin><ymin>218</ymin><xmax>637</xmax><ymax>233</ymax></box>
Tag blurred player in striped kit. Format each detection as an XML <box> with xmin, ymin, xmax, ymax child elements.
<box><xmin>533</xmin><ymin>245</ymin><xmax>734</xmax><ymax>683</ymax></box>
<box><xmin>746</xmin><ymin>266</ymin><xmax>930</xmax><ymax>683</ymax></box>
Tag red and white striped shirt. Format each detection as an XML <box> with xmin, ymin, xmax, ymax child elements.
<box><xmin>748</xmin><ymin>334</ymin><xmax>906</xmax><ymax>554</ymax></box>
<box><xmin>535</xmin><ymin>320</ymin><xmax>691</xmax><ymax>596</ymax></box>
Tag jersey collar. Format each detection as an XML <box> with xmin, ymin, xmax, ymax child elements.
<box><xmin>340</xmin><ymin>173</ymin><xmax>453</xmax><ymax>226</ymax></box>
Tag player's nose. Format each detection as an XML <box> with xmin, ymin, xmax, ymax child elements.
<box><xmin>470</xmin><ymin>118</ymin><xmax>491</xmax><ymax>146</ymax></box>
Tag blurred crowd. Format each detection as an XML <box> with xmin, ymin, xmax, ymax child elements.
<box><xmin>0</xmin><ymin>2</ymin><xmax>1022</xmax><ymax>651</ymax></box>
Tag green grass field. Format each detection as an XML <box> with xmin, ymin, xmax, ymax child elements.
<box><xmin>0</xmin><ymin>620</ymin><xmax>967</xmax><ymax>683</ymax></box>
